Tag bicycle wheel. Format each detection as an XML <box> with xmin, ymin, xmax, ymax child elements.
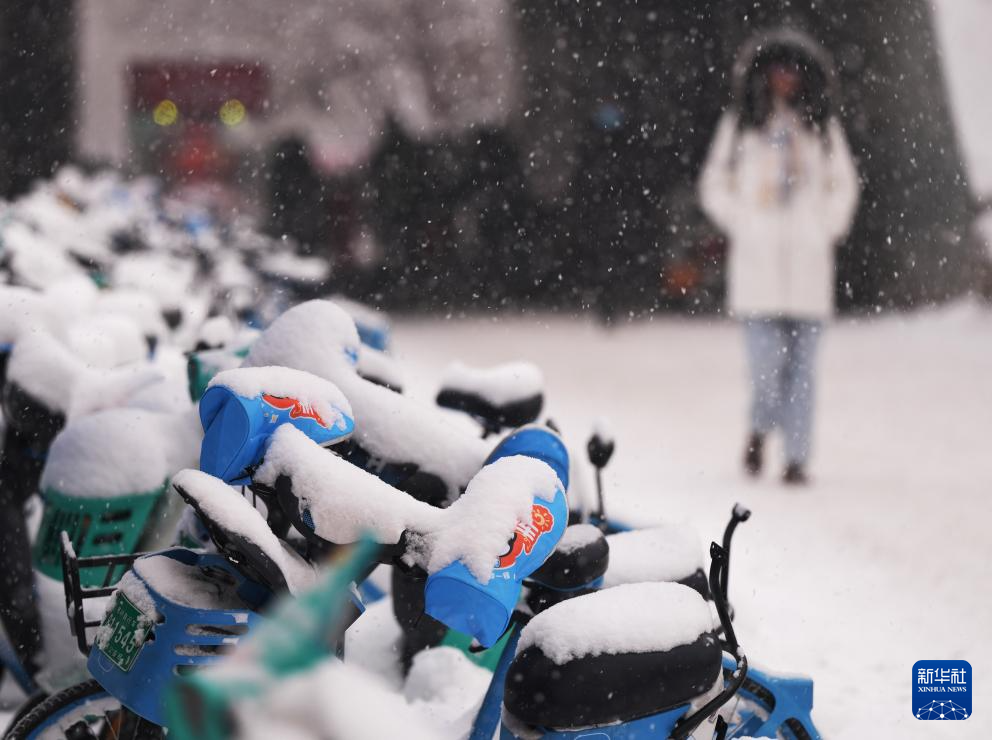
<box><xmin>3</xmin><ymin>691</ymin><xmax>50</xmax><ymax>735</ymax></box>
<box><xmin>6</xmin><ymin>679</ymin><xmax>163</xmax><ymax>740</ymax></box>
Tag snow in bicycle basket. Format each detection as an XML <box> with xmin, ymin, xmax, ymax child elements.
<box><xmin>87</xmin><ymin>548</ymin><xmax>267</xmax><ymax>726</ymax></box>
<box><xmin>33</xmin><ymin>408</ymin><xmax>174</xmax><ymax>586</ymax></box>
<box><xmin>199</xmin><ymin>366</ymin><xmax>354</xmax><ymax>485</ymax></box>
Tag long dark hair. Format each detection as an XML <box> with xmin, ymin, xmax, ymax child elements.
<box><xmin>738</xmin><ymin>43</ymin><xmax>832</xmax><ymax>131</ymax></box>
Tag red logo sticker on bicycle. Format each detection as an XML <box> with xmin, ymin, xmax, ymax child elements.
<box><xmin>497</xmin><ymin>504</ymin><xmax>555</xmax><ymax>569</ymax></box>
<box><xmin>262</xmin><ymin>395</ymin><xmax>328</xmax><ymax>428</ymax></box>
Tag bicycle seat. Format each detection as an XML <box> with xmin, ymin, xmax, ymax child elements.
<box><xmin>604</xmin><ymin>523</ymin><xmax>708</xmax><ymax>598</ymax></box>
<box><xmin>172</xmin><ymin>469</ymin><xmax>317</xmax><ymax>596</ymax></box>
<box><xmin>199</xmin><ymin>366</ymin><xmax>355</xmax><ymax>485</ymax></box>
<box><xmin>505</xmin><ymin>582</ymin><xmax>721</xmax><ymax>730</ymax></box>
<box><xmin>436</xmin><ymin>361</ymin><xmax>543</xmax><ymax>431</ymax></box>
<box><xmin>526</xmin><ymin>524</ymin><xmax>609</xmax><ymax>612</ymax></box>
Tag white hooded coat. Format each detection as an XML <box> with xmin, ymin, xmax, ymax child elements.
<box><xmin>699</xmin><ymin>34</ymin><xmax>860</xmax><ymax>320</ymax></box>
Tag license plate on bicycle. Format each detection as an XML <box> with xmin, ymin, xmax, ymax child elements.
<box><xmin>99</xmin><ymin>593</ymin><xmax>153</xmax><ymax>672</ymax></box>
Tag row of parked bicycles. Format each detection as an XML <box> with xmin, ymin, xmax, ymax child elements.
<box><xmin>0</xmin><ymin>168</ymin><xmax>821</xmax><ymax>738</ymax></box>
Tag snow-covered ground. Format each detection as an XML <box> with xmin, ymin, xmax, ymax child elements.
<box><xmin>393</xmin><ymin>301</ymin><xmax>992</xmax><ymax>739</ymax></box>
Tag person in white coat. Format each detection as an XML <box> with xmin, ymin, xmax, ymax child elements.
<box><xmin>699</xmin><ymin>30</ymin><xmax>859</xmax><ymax>484</ymax></box>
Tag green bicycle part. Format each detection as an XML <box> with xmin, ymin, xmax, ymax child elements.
<box><xmin>439</xmin><ymin>624</ymin><xmax>515</xmax><ymax>672</ymax></box>
<box><xmin>33</xmin><ymin>483</ymin><xmax>167</xmax><ymax>586</ymax></box>
<box><xmin>186</xmin><ymin>345</ymin><xmax>250</xmax><ymax>402</ymax></box>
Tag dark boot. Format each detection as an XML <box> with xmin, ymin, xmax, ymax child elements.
<box><xmin>743</xmin><ymin>433</ymin><xmax>764</xmax><ymax>476</ymax></box>
<box><xmin>783</xmin><ymin>463</ymin><xmax>808</xmax><ymax>485</ymax></box>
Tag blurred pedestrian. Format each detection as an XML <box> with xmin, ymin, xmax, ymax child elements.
<box><xmin>699</xmin><ymin>29</ymin><xmax>859</xmax><ymax>484</ymax></box>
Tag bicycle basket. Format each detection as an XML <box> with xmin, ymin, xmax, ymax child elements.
<box><xmin>34</xmin><ymin>483</ymin><xmax>167</xmax><ymax>585</ymax></box>
<box><xmin>86</xmin><ymin>547</ymin><xmax>267</xmax><ymax>726</ymax></box>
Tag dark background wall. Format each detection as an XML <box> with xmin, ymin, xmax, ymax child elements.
<box><xmin>0</xmin><ymin>0</ymin><xmax>76</xmax><ymax>199</ymax></box>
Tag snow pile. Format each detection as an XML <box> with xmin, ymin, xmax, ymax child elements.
<box><xmin>344</xmin><ymin>604</ymin><xmax>492</xmax><ymax>738</ymax></box>
<box><xmin>69</xmin><ymin>363</ymin><xmax>169</xmax><ymax>419</ymax></box>
<box><xmin>5</xmin><ymin>331</ymin><xmax>163</xmax><ymax>417</ymax></box>
<box><xmin>125</xmin><ymin>373</ymin><xmax>195</xmax><ymax>415</ymax></box>
<box><xmin>555</xmin><ymin>523</ymin><xmax>604</xmax><ymax>554</ymax></box>
<box><xmin>196</xmin><ymin>315</ymin><xmax>236</xmax><ymax>349</ymax></box>
<box><xmin>41</xmin><ymin>408</ymin><xmax>172</xmax><ymax>498</ymax></box>
<box><xmin>111</xmin><ymin>253</ymin><xmax>196</xmax><ymax>312</ymax></box>
<box><xmin>402</xmin><ymin>647</ymin><xmax>492</xmax><ymax>736</ymax></box>
<box><xmin>171</xmin><ymin>469</ymin><xmax>317</xmax><ymax>594</ymax></box>
<box><xmin>65</xmin><ymin>314</ymin><xmax>148</xmax><ymax>369</ymax></box>
<box><xmin>603</xmin><ymin>524</ymin><xmax>705</xmax><ymax>587</ymax></box>
<box><xmin>133</xmin><ymin>554</ymin><xmax>251</xmax><ymax>610</ymax></box>
<box><xmin>236</xmin><ymin>660</ymin><xmax>439</xmax><ymax>740</ymax></box>
<box><xmin>40</xmin><ymin>276</ymin><xmax>101</xmax><ymax>329</ymax></box>
<box><xmin>5</xmin><ymin>331</ymin><xmax>87</xmax><ymax>412</ymax></box>
<box><xmin>344</xmin><ymin>599</ymin><xmax>405</xmax><ymax>690</ymax></box>
<box><xmin>421</xmin><ymin>455</ymin><xmax>561</xmax><ymax>582</ymax></box>
<box><xmin>0</xmin><ymin>285</ymin><xmax>55</xmax><ymax>344</ymax></box>
<box><xmin>357</xmin><ymin>346</ymin><xmax>405</xmax><ymax>390</ymax></box>
<box><xmin>338</xmin><ymin>374</ymin><xmax>490</xmax><ymax>494</ymax></box>
<box><xmin>254</xmin><ymin>425</ymin><xmax>442</xmax><ymax>545</ymax></box>
<box><xmin>209</xmin><ymin>366</ymin><xmax>353</xmax><ymax>433</ymax></box>
<box><xmin>13</xmin><ymin>187</ymin><xmax>114</xmax><ymax>265</ymax></box>
<box><xmin>243</xmin><ymin>300</ymin><xmax>361</xmax><ymax>375</ymax></box>
<box><xmin>517</xmin><ymin>582</ymin><xmax>715</xmax><ymax>664</ymax></box>
<box><xmin>155</xmin><ymin>407</ymin><xmax>203</xmax><ymax>472</ymax></box>
<box><xmin>244</xmin><ymin>300</ymin><xmax>490</xmax><ymax>492</ymax></box>
<box><xmin>40</xmin><ymin>405</ymin><xmax>198</xmax><ymax>499</ymax></box>
<box><xmin>92</xmin><ymin>289</ymin><xmax>168</xmax><ymax>341</ymax></box>
<box><xmin>440</xmin><ymin>361</ymin><xmax>543</xmax><ymax>406</ymax></box>
<box><xmin>1</xmin><ymin>220</ymin><xmax>85</xmax><ymax>288</ymax></box>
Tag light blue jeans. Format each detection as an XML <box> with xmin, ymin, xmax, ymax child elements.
<box><xmin>743</xmin><ymin>317</ymin><xmax>822</xmax><ymax>465</ymax></box>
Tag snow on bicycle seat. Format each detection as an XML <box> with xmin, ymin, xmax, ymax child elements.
<box><xmin>505</xmin><ymin>582</ymin><xmax>721</xmax><ymax>730</ymax></box>
<box><xmin>243</xmin><ymin>299</ymin><xmax>362</xmax><ymax>376</ymax></box>
<box><xmin>602</xmin><ymin>522</ymin><xmax>708</xmax><ymax>597</ymax></box>
<box><xmin>172</xmin><ymin>469</ymin><xmax>317</xmax><ymax>595</ymax></box>
<box><xmin>199</xmin><ymin>366</ymin><xmax>355</xmax><ymax>485</ymax></box>
<box><xmin>3</xmin><ymin>331</ymin><xmax>161</xmax><ymax>437</ymax></box>
<box><xmin>253</xmin><ymin>424</ymin><xmax>443</xmax><ymax>546</ymax></box>
<box><xmin>436</xmin><ymin>361</ymin><xmax>544</xmax><ymax>431</ymax></box>
<box><xmin>243</xmin><ymin>300</ymin><xmax>490</xmax><ymax>496</ymax></box>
